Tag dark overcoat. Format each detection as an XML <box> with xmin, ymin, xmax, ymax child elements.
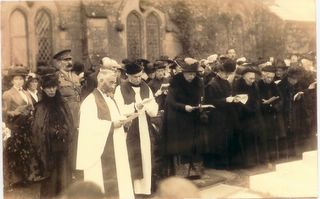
<box><xmin>161</xmin><ymin>73</ymin><xmax>204</xmax><ymax>156</ymax></box>
<box><xmin>204</xmin><ymin>76</ymin><xmax>238</xmax><ymax>154</ymax></box>
<box><xmin>203</xmin><ymin>76</ymin><xmax>240</xmax><ymax>168</ymax></box>
<box><xmin>232</xmin><ymin>78</ymin><xmax>267</xmax><ymax>166</ymax></box>
<box><xmin>258</xmin><ymin>80</ymin><xmax>286</xmax><ymax>139</ymax></box>
<box><xmin>32</xmin><ymin>91</ymin><xmax>73</xmax><ymax>198</ymax></box>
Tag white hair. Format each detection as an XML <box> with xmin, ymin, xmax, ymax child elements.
<box><xmin>97</xmin><ymin>69</ymin><xmax>115</xmax><ymax>85</ymax></box>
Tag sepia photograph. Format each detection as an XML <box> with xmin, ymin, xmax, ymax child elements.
<box><xmin>0</xmin><ymin>0</ymin><xmax>317</xmax><ymax>198</ymax></box>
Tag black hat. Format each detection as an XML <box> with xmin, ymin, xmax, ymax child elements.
<box><xmin>153</xmin><ymin>61</ymin><xmax>166</xmax><ymax>70</ymax></box>
<box><xmin>216</xmin><ymin>60</ymin><xmax>236</xmax><ymax>73</ymax></box>
<box><xmin>125</xmin><ymin>63</ymin><xmax>143</xmax><ymax>75</ymax></box>
<box><xmin>176</xmin><ymin>58</ymin><xmax>199</xmax><ymax>73</ymax></box>
<box><xmin>144</xmin><ymin>63</ymin><xmax>155</xmax><ymax>74</ymax></box>
<box><xmin>261</xmin><ymin>65</ymin><xmax>276</xmax><ymax>73</ymax></box>
<box><xmin>275</xmin><ymin>60</ymin><xmax>289</xmax><ymax>69</ymax></box>
<box><xmin>157</xmin><ymin>55</ymin><xmax>175</xmax><ymax>64</ymax></box>
<box><xmin>53</xmin><ymin>49</ymin><xmax>71</xmax><ymax>60</ymax></box>
<box><xmin>241</xmin><ymin>66</ymin><xmax>261</xmax><ymax>76</ymax></box>
<box><xmin>287</xmin><ymin>66</ymin><xmax>304</xmax><ymax>79</ymax></box>
<box><xmin>37</xmin><ymin>66</ymin><xmax>59</xmax><ymax>88</ymax></box>
<box><xmin>135</xmin><ymin>59</ymin><xmax>150</xmax><ymax>68</ymax></box>
<box><xmin>122</xmin><ymin>58</ymin><xmax>135</xmax><ymax>65</ymax></box>
<box><xmin>8</xmin><ymin>66</ymin><xmax>29</xmax><ymax>77</ymax></box>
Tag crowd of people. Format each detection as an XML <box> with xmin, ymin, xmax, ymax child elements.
<box><xmin>2</xmin><ymin>48</ymin><xmax>317</xmax><ymax>199</ymax></box>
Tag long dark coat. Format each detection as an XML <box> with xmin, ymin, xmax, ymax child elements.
<box><xmin>232</xmin><ymin>78</ymin><xmax>267</xmax><ymax>166</ymax></box>
<box><xmin>161</xmin><ymin>73</ymin><xmax>204</xmax><ymax>156</ymax></box>
<box><xmin>258</xmin><ymin>80</ymin><xmax>286</xmax><ymax>139</ymax></box>
<box><xmin>32</xmin><ymin>91</ymin><xmax>74</xmax><ymax>198</ymax></box>
<box><xmin>204</xmin><ymin>76</ymin><xmax>240</xmax><ymax>168</ymax></box>
<box><xmin>277</xmin><ymin>77</ymin><xmax>311</xmax><ymax>155</ymax></box>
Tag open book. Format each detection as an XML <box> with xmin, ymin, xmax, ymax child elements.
<box><xmin>160</xmin><ymin>83</ymin><xmax>170</xmax><ymax>91</ymax></box>
<box><xmin>236</xmin><ymin>94</ymin><xmax>248</xmax><ymax>104</ymax></box>
<box><xmin>191</xmin><ymin>104</ymin><xmax>215</xmax><ymax>110</ymax></box>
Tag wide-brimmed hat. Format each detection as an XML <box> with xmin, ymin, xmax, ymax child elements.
<box><xmin>261</xmin><ymin>65</ymin><xmax>277</xmax><ymax>73</ymax></box>
<box><xmin>8</xmin><ymin>66</ymin><xmax>29</xmax><ymax>77</ymax></box>
<box><xmin>176</xmin><ymin>58</ymin><xmax>199</xmax><ymax>73</ymax></box>
<box><xmin>275</xmin><ymin>60</ymin><xmax>289</xmax><ymax>69</ymax></box>
<box><xmin>153</xmin><ymin>61</ymin><xmax>166</xmax><ymax>70</ymax></box>
<box><xmin>287</xmin><ymin>66</ymin><xmax>304</xmax><ymax>79</ymax></box>
<box><xmin>144</xmin><ymin>63</ymin><xmax>155</xmax><ymax>74</ymax></box>
<box><xmin>216</xmin><ymin>60</ymin><xmax>236</xmax><ymax>73</ymax></box>
<box><xmin>240</xmin><ymin>65</ymin><xmax>261</xmax><ymax>76</ymax></box>
<box><xmin>37</xmin><ymin>66</ymin><xmax>59</xmax><ymax>88</ymax></box>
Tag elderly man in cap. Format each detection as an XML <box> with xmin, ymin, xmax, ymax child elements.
<box><xmin>161</xmin><ymin>58</ymin><xmax>205</xmax><ymax>179</ymax></box>
<box><xmin>148</xmin><ymin>60</ymin><xmax>170</xmax><ymax>111</ymax></box>
<box><xmin>77</xmin><ymin>64</ymin><xmax>134</xmax><ymax>199</ymax></box>
<box><xmin>258</xmin><ymin>65</ymin><xmax>285</xmax><ymax>161</ymax></box>
<box><xmin>232</xmin><ymin>66</ymin><xmax>267</xmax><ymax>167</ymax></box>
<box><xmin>114</xmin><ymin>62</ymin><xmax>158</xmax><ymax>197</ymax></box>
<box><xmin>53</xmin><ymin>49</ymin><xmax>81</xmax><ymax>177</ymax></box>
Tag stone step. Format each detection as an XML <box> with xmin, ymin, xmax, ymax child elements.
<box><xmin>303</xmin><ymin>150</ymin><xmax>318</xmax><ymax>164</ymax></box>
<box><xmin>275</xmin><ymin>160</ymin><xmax>317</xmax><ymax>175</ymax></box>
<box><xmin>249</xmin><ymin>171</ymin><xmax>317</xmax><ymax>197</ymax></box>
<box><xmin>201</xmin><ymin>184</ymin><xmax>263</xmax><ymax>199</ymax></box>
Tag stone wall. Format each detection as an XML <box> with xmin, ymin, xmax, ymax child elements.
<box><xmin>1</xmin><ymin>0</ymin><xmax>316</xmax><ymax>73</ymax></box>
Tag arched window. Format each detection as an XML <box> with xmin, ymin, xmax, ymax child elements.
<box><xmin>127</xmin><ymin>11</ymin><xmax>142</xmax><ymax>59</ymax></box>
<box><xmin>35</xmin><ymin>9</ymin><xmax>53</xmax><ymax>65</ymax></box>
<box><xmin>146</xmin><ymin>12</ymin><xmax>160</xmax><ymax>61</ymax></box>
<box><xmin>10</xmin><ymin>10</ymin><xmax>28</xmax><ymax>66</ymax></box>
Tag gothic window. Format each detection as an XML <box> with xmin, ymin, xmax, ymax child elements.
<box><xmin>146</xmin><ymin>13</ymin><xmax>160</xmax><ymax>61</ymax></box>
<box><xmin>35</xmin><ymin>10</ymin><xmax>53</xmax><ymax>65</ymax></box>
<box><xmin>127</xmin><ymin>11</ymin><xmax>142</xmax><ymax>59</ymax></box>
<box><xmin>10</xmin><ymin>10</ymin><xmax>28</xmax><ymax>66</ymax></box>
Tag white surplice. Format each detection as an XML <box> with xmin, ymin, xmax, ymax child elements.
<box><xmin>76</xmin><ymin>90</ymin><xmax>134</xmax><ymax>199</ymax></box>
<box><xmin>114</xmin><ymin>86</ymin><xmax>158</xmax><ymax>195</ymax></box>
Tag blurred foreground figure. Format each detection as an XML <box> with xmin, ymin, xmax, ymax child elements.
<box><xmin>154</xmin><ymin>177</ymin><xmax>200</xmax><ymax>199</ymax></box>
<box><xmin>60</xmin><ymin>181</ymin><xmax>105</xmax><ymax>199</ymax></box>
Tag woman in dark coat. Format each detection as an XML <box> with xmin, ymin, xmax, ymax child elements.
<box><xmin>203</xmin><ymin>60</ymin><xmax>239</xmax><ymax>169</ymax></box>
<box><xmin>32</xmin><ymin>67</ymin><xmax>74</xmax><ymax>198</ymax></box>
<box><xmin>277</xmin><ymin>66</ymin><xmax>309</xmax><ymax>157</ymax></box>
<box><xmin>161</xmin><ymin>58</ymin><xmax>204</xmax><ymax>178</ymax></box>
<box><xmin>258</xmin><ymin>66</ymin><xmax>285</xmax><ymax>161</ymax></box>
<box><xmin>232</xmin><ymin>67</ymin><xmax>267</xmax><ymax>167</ymax></box>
